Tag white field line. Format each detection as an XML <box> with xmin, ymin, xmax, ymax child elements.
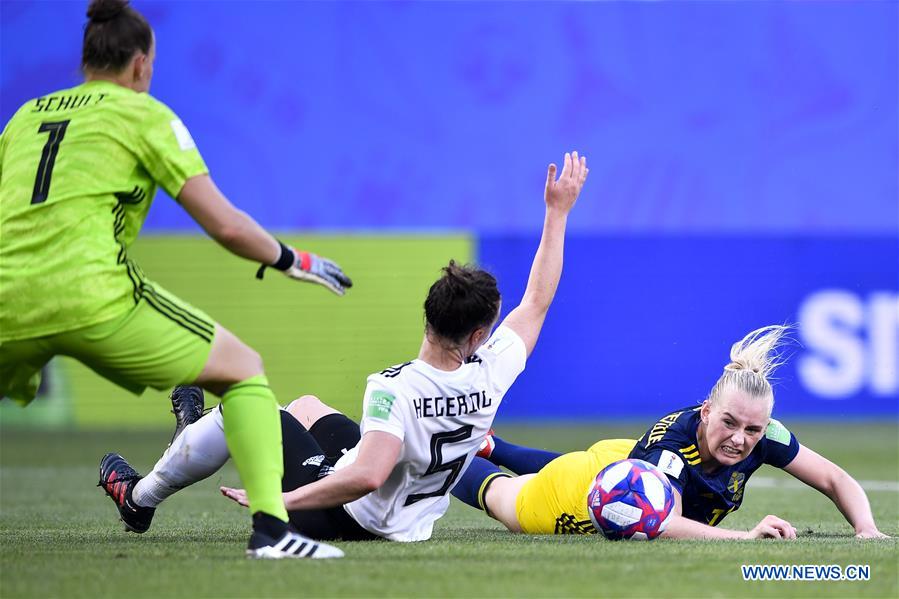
<box><xmin>750</xmin><ymin>477</ymin><xmax>899</xmax><ymax>492</ymax></box>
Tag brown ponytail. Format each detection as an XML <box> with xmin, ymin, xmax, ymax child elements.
<box><xmin>424</xmin><ymin>260</ymin><xmax>501</xmax><ymax>344</ymax></box>
<box><xmin>82</xmin><ymin>0</ymin><xmax>152</xmax><ymax>73</ymax></box>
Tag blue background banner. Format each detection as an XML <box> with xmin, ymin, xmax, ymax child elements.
<box><xmin>481</xmin><ymin>235</ymin><xmax>898</xmax><ymax>419</ymax></box>
<box><xmin>2</xmin><ymin>1</ymin><xmax>896</xmax><ymax>234</ymax></box>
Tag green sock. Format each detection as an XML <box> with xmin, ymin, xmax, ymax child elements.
<box><xmin>220</xmin><ymin>375</ymin><xmax>288</xmax><ymax>522</ymax></box>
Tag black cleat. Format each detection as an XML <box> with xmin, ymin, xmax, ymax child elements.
<box><xmin>169</xmin><ymin>385</ymin><xmax>205</xmax><ymax>445</ymax></box>
<box><xmin>98</xmin><ymin>452</ymin><xmax>155</xmax><ymax>533</ymax></box>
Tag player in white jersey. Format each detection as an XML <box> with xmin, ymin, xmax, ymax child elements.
<box><xmin>100</xmin><ymin>152</ymin><xmax>589</xmax><ymax>544</ymax></box>
<box><xmin>324</xmin><ymin>320</ymin><xmax>526</xmax><ymax>541</ymax></box>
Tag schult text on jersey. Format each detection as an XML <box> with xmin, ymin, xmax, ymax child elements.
<box><xmin>32</xmin><ymin>94</ymin><xmax>108</xmax><ymax>113</ymax></box>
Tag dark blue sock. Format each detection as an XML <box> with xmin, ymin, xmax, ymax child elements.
<box><xmin>489</xmin><ymin>436</ymin><xmax>561</xmax><ymax>474</ymax></box>
<box><xmin>452</xmin><ymin>457</ymin><xmax>506</xmax><ymax>511</ymax></box>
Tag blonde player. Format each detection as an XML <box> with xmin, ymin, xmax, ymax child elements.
<box><xmin>454</xmin><ymin>326</ymin><xmax>889</xmax><ymax>540</ymax></box>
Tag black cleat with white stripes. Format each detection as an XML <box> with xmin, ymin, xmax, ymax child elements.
<box><xmin>246</xmin><ymin>528</ymin><xmax>344</xmax><ymax>559</ymax></box>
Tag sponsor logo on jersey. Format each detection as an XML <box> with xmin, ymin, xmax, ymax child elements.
<box><xmin>677</xmin><ymin>444</ymin><xmax>701</xmax><ymax>466</ymax></box>
<box><xmin>657</xmin><ymin>450</ymin><xmax>685</xmax><ymax>478</ymax></box>
<box><xmin>379</xmin><ymin>362</ymin><xmax>413</xmax><ymax>378</ymax></box>
<box><xmin>554</xmin><ymin>513</ymin><xmax>595</xmax><ymax>535</ymax></box>
<box><xmin>302</xmin><ymin>454</ymin><xmax>326</xmax><ymax>468</ymax></box>
<box><xmin>367</xmin><ymin>390</ymin><xmax>396</xmax><ymax>420</ymax></box>
<box><xmin>170</xmin><ymin>119</ymin><xmax>197</xmax><ymax>151</ymax></box>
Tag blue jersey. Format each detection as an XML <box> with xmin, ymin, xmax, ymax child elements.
<box><xmin>628</xmin><ymin>407</ymin><xmax>800</xmax><ymax>526</ymax></box>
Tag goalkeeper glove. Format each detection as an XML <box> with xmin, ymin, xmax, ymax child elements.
<box><xmin>256</xmin><ymin>242</ymin><xmax>353</xmax><ymax>296</ymax></box>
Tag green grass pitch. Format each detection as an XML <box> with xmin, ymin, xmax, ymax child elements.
<box><xmin>1</xmin><ymin>423</ymin><xmax>896</xmax><ymax>598</ymax></box>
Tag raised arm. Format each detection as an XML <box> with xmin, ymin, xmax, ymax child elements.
<box><xmin>501</xmin><ymin>151</ymin><xmax>588</xmax><ymax>356</ymax></box>
<box><xmin>178</xmin><ymin>174</ymin><xmax>352</xmax><ymax>295</ymax></box>
<box><xmin>783</xmin><ymin>444</ymin><xmax>888</xmax><ymax>538</ymax></box>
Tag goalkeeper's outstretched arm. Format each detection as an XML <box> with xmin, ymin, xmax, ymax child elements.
<box><xmin>178</xmin><ymin>174</ymin><xmax>352</xmax><ymax>295</ymax></box>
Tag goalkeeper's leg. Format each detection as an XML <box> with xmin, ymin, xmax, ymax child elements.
<box><xmin>194</xmin><ymin>326</ymin><xmax>290</xmax><ymax>542</ymax></box>
<box><xmin>64</xmin><ymin>286</ymin><xmax>332</xmax><ymax>556</ymax></box>
<box><xmin>61</xmin><ymin>291</ymin><xmax>286</xmax><ymax>537</ymax></box>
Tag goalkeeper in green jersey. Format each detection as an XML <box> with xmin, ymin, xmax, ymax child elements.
<box><xmin>0</xmin><ymin>0</ymin><xmax>349</xmax><ymax>559</ymax></box>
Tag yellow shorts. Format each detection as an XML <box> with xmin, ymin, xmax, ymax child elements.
<box><xmin>0</xmin><ymin>283</ymin><xmax>215</xmax><ymax>405</ymax></box>
<box><xmin>515</xmin><ymin>439</ymin><xmax>637</xmax><ymax>535</ymax></box>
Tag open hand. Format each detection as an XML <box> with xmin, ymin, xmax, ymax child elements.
<box><xmin>220</xmin><ymin>486</ymin><xmax>250</xmax><ymax>508</ymax></box>
<box><xmin>545</xmin><ymin>151</ymin><xmax>588</xmax><ymax>214</ymax></box>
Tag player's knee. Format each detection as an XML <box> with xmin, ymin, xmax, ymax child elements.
<box><xmin>286</xmin><ymin>394</ymin><xmax>339</xmax><ymax>429</ymax></box>
<box><xmin>286</xmin><ymin>394</ymin><xmax>320</xmax><ymax>416</ymax></box>
<box><xmin>227</xmin><ymin>341</ymin><xmax>264</xmax><ymax>381</ymax></box>
<box><xmin>245</xmin><ymin>347</ymin><xmax>264</xmax><ymax>376</ymax></box>
<box><xmin>198</xmin><ymin>326</ymin><xmax>265</xmax><ymax>387</ymax></box>
<box><xmin>285</xmin><ymin>395</ymin><xmax>318</xmax><ymax>428</ymax></box>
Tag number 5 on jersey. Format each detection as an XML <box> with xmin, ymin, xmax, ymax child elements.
<box><xmin>404</xmin><ymin>425</ymin><xmax>474</xmax><ymax>506</ymax></box>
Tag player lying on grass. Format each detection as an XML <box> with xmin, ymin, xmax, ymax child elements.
<box><xmin>1</xmin><ymin>0</ymin><xmax>351</xmax><ymax>559</ymax></box>
<box><xmin>99</xmin><ymin>151</ymin><xmax>589</xmax><ymax>545</ymax></box>
<box><xmin>452</xmin><ymin>325</ymin><xmax>889</xmax><ymax>540</ymax></box>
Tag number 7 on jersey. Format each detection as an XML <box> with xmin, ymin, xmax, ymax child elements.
<box><xmin>31</xmin><ymin>120</ymin><xmax>70</xmax><ymax>204</ymax></box>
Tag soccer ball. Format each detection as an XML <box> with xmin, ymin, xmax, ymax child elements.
<box><xmin>587</xmin><ymin>459</ymin><xmax>675</xmax><ymax>541</ymax></box>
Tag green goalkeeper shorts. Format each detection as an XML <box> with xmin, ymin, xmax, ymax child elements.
<box><xmin>0</xmin><ymin>284</ymin><xmax>215</xmax><ymax>406</ymax></box>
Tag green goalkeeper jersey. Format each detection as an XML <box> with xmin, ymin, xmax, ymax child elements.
<box><xmin>0</xmin><ymin>80</ymin><xmax>208</xmax><ymax>341</ymax></box>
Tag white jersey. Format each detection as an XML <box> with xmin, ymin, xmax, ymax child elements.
<box><xmin>336</xmin><ymin>325</ymin><xmax>527</xmax><ymax>542</ymax></box>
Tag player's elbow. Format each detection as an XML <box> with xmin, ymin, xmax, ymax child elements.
<box><xmin>359</xmin><ymin>472</ymin><xmax>387</xmax><ymax>494</ymax></box>
<box><xmin>519</xmin><ymin>292</ymin><xmax>551</xmax><ymax>315</ymax></box>
<box><xmin>357</xmin><ymin>480</ymin><xmax>380</xmax><ymax>496</ymax></box>
<box><xmin>825</xmin><ymin>465</ymin><xmax>855</xmax><ymax>499</ymax></box>
<box><xmin>351</xmin><ymin>467</ymin><xmax>388</xmax><ymax>495</ymax></box>
<box><xmin>347</xmin><ymin>477</ymin><xmax>379</xmax><ymax>497</ymax></box>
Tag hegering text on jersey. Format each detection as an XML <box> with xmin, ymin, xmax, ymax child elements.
<box><xmin>412</xmin><ymin>391</ymin><xmax>492</xmax><ymax>418</ymax></box>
